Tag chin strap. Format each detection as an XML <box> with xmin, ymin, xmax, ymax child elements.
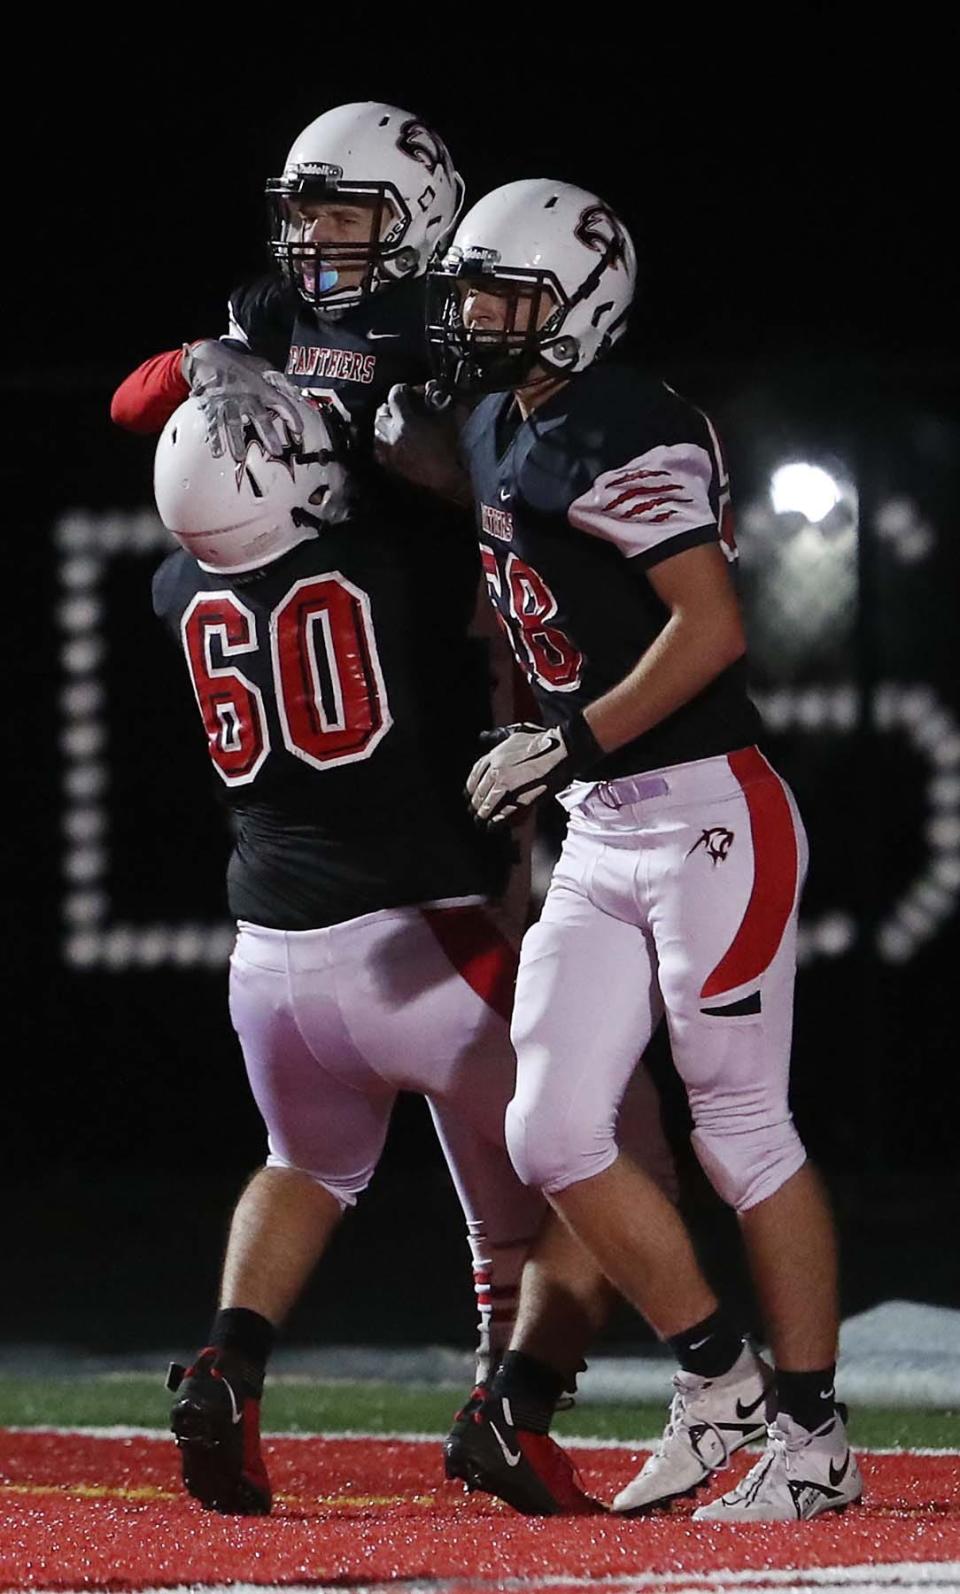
<box><xmin>290</xmin><ymin>506</ymin><xmax>324</xmax><ymax>532</ymax></box>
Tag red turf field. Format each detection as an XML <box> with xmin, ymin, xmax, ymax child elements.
<box><xmin>2</xmin><ymin>1430</ymin><xmax>958</xmax><ymax>1591</ymax></box>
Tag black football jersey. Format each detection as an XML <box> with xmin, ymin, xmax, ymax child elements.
<box><xmin>226</xmin><ymin>273</ymin><xmax>444</xmax><ymax>534</ymax></box>
<box><xmin>154</xmin><ymin>272</ymin><xmax>505</xmax><ymax>928</ymax></box>
<box><xmin>460</xmin><ymin>362</ymin><xmax>762</xmax><ymax>779</ymax></box>
<box><xmin>153</xmin><ymin>513</ymin><xmax>508</xmax><ymax>931</ymax></box>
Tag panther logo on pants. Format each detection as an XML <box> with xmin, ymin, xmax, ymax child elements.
<box><xmin>687</xmin><ymin>827</ymin><xmax>735</xmax><ymax>865</ymax></box>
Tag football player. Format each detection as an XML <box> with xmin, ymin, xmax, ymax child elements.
<box><xmin>111</xmin><ymin>103</ymin><xmax>534</xmax><ymax>1514</ymax></box>
<box><xmin>152</xmin><ymin>393</ymin><xmax>677</xmax><ymax>1517</ymax></box>
<box><xmin>111</xmin><ymin>101</ymin><xmax>470</xmax><ymax>506</ymax></box>
<box><xmin>150</xmin><ymin>391</ymin><xmax>546</xmax><ymax>1513</ymax></box>
<box><xmin>415</xmin><ymin>179</ymin><xmax>862</xmax><ymax>1523</ymax></box>
<box><xmin>116</xmin><ymin>107</ymin><xmax>678</xmax><ymax>1516</ymax></box>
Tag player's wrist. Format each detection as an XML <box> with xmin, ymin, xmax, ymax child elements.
<box><xmin>563</xmin><ymin>710</ymin><xmax>604</xmax><ymax>775</ymax></box>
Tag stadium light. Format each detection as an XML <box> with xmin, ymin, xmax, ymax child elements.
<box><xmin>769</xmin><ymin>462</ymin><xmax>843</xmax><ymax>525</ymax></box>
<box><xmin>874</xmin><ymin>497</ymin><xmax>935</xmax><ymax>564</ymax></box>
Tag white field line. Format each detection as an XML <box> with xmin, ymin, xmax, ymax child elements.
<box><xmin>24</xmin><ymin>1561</ymin><xmax>960</xmax><ymax>1594</ymax></box>
<box><xmin>4</xmin><ymin>1424</ymin><xmax>959</xmax><ymax>1456</ymax></box>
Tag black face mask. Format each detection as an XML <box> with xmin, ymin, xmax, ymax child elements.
<box><xmin>265</xmin><ymin>176</ymin><xmax>414</xmax><ymax>310</ymax></box>
<box><xmin>425</xmin><ymin>270</ymin><xmax>568</xmax><ymax>396</ymax></box>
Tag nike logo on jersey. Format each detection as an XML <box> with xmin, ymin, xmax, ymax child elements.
<box><xmin>366</xmin><ymin>331</ymin><xmax>400</xmax><ymax>341</ymax></box>
<box><xmin>735</xmin><ymin>1390</ymin><xmax>769</xmax><ymax>1420</ymax></box>
<box><xmin>828</xmin><ymin>1451</ymin><xmax>851</xmax><ymax>1487</ymax></box>
<box><xmin>489</xmin><ymin>1422</ymin><xmax>522</xmax><ymax>1467</ymax></box>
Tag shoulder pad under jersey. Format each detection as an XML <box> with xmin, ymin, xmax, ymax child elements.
<box><xmin>226</xmin><ymin>274</ymin><xmax>299</xmax><ymax>368</ymax></box>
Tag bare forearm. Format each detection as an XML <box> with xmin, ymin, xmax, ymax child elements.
<box><xmin>584</xmin><ymin>611</ymin><xmax>746</xmax><ymax>755</ymax></box>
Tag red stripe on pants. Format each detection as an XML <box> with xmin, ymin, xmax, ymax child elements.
<box><xmin>700</xmin><ymin>747</ymin><xmax>798</xmax><ymax>1000</ymax></box>
<box><xmin>421</xmin><ymin>906</ymin><xmax>517</xmax><ymax>1025</ymax></box>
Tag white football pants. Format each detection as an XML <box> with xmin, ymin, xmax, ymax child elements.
<box><xmin>228</xmin><ymin>897</ymin><xmax>676</xmax><ymax>1354</ymax></box>
<box><xmin>507</xmin><ymin>747</ymin><xmax>809</xmax><ymax>1212</ymax></box>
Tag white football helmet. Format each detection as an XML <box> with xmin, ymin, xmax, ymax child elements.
<box><xmin>266</xmin><ymin>102</ymin><xmax>464</xmax><ymax>311</ymax></box>
<box><xmin>427</xmin><ymin>178</ymin><xmax>636</xmax><ymax>393</ymax></box>
<box><xmin>154</xmin><ymin>395</ymin><xmax>349</xmax><ymax>574</ymax></box>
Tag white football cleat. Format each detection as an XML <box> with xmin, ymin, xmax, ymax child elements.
<box><xmin>693</xmin><ymin>1409</ymin><xmax>862</xmax><ymax>1521</ymax></box>
<box><xmin>611</xmin><ymin>1343</ymin><xmax>774</xmax><ymax>1515</ymax></box>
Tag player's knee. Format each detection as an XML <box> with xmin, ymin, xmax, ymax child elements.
<box><xmin>504</xmin><ymin>1097</ymin><xmax>618</xmax><ymax>1193</ymax></box>
<box><xmin>264</xmin><ymin>1152</ymin><xmax>364</xmax><ymax>1211</ymax></box>
<box><xmin>690</xmin><ymin>1109</ymin><xmax>807</xmax><ymax>1213</ymax></box>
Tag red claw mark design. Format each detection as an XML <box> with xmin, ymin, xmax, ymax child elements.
<box><xmin>602</xmin><ymin>467</ymin><xmax>693</xmax><ymax>522</ymax></box>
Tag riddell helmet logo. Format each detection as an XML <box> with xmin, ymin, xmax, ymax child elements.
<box><xmin>397</xmin><ymin>119</ymin><xmax>451</xmax><ymax>178</ymax></box>
<box><xmin>462</xmin><ymin>245</ymin><xmax>501</xmax><ymax>267</ymax></box>
<box><xmin>574</xmin><ymin>204</ymin><xmax>628</xmax><ymax>269</ymax></box>
<box><xmin>481</xmin><ymin>503</ymin><xmax>514</xmax><ymax>543</ymax></box>
<box><xmin>292</xmin><ymin>160</ymin><xmax>343</xmax><ymax>181</ymax></box>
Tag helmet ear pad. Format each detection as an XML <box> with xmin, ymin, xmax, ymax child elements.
<box><xmin>384</xmin><ymin>244</ymin><xmax>420</xmax><ymax>281</ymax></box>
<box><xmin>541</xmin><ymin>334</ymin><xmax>580</xmax><ymax>373</ymax></box>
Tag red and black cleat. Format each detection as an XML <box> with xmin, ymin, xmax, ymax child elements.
<box><xmin>443</xmin><ymin>1384</ymin><xmax>489</xmax><ymax>1482</ymax></box>
<box><xmin>444</xmin><ymin>1392</ymin><xmax>605</xmax><ymax>1515</ymax></box>
<box><xmin>167</xmin><ymin>1347</ymin><xmax>271</xmax><ymax>1515</ymax></box>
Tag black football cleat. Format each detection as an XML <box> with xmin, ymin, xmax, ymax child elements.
<box><xmin>443</xmin><ymin>1384</ymin><xmax>488</xmax><ymax>1482</ymax></box>
<box><xmin>446</xmin><ymin>1392</ymin><xmax>604</xmax><ymax>1515</ymax></box>
<box><xmin>167</xmin><ymin>1347</ymin><xmax>271</xmax><ymax>1515</ymax></box>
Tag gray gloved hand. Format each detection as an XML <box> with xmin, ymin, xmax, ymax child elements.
<box><xmin>466</xmin><ymin>714</ymin><xmax>603</xmax><ymax>826</ymax></box>
<box><xmin>373</xmin><ymin>382</ymin><xmax>472</xmax><ymax>505</ymax></box>
<box><xmin>181</xmin><ymin>340</ymin><xmax>306</xmax><ymax>464</ymax></box>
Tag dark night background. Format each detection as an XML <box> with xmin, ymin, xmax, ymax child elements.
<box><xmin>5</xmin><ymin>32</ymin><xmax>957</xmax><ymax>1361</ymax></box>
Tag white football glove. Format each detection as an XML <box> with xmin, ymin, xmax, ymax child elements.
<box><xmin>373</xmin><ymin>382</ymin><xmax>472</xmax><ymax>505</ymax></box>
<box><xmin>467</xmin><ymin>715</ymin><xmax>603</xmax><ymax>825</ymax></box>
<box><xmin>181</xmin><ymin>340</ymin><xmax>306</xmax><ymax>464</ymax></box>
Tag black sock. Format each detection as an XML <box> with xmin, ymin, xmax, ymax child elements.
<box><xmin>776</xmin><ymin>1366</ymin><xmax>837</xmax><ymax>1433</ymax></box>
<box><xmin>209</xmin><ymin>1307</ymin><xmax>275</xmax><ymax>1389</ymax></box>
<box><xmin>488</xmin><ymin>1350</ymin><xmax>567</xmax><ymax>1434</ymax></box>
<box><xmin>669</xmin><ymin>1310</ymin><xmax>745</xmax><ymax>1379</ymax></box>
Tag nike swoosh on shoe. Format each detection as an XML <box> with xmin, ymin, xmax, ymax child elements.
<box><xmin>829</xmin><ymin>1452</ymin><xmax>851</xmax><ymax>1487</ymax></box>
<box><xmin>490</xmin><ymin>1422</ymin><xmax>522</xmax><ymax>1467</ymax></box>
<box><xmin>734</xmin><ymin>1390</ymin><xmax>769</xmax><ymax>1419</ymax></box>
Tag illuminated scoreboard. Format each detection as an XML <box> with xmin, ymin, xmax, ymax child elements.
<box><xmin>56</xmin><ymin>505</ymin><xmax>960</xmax><ymax>972</ymax></box>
